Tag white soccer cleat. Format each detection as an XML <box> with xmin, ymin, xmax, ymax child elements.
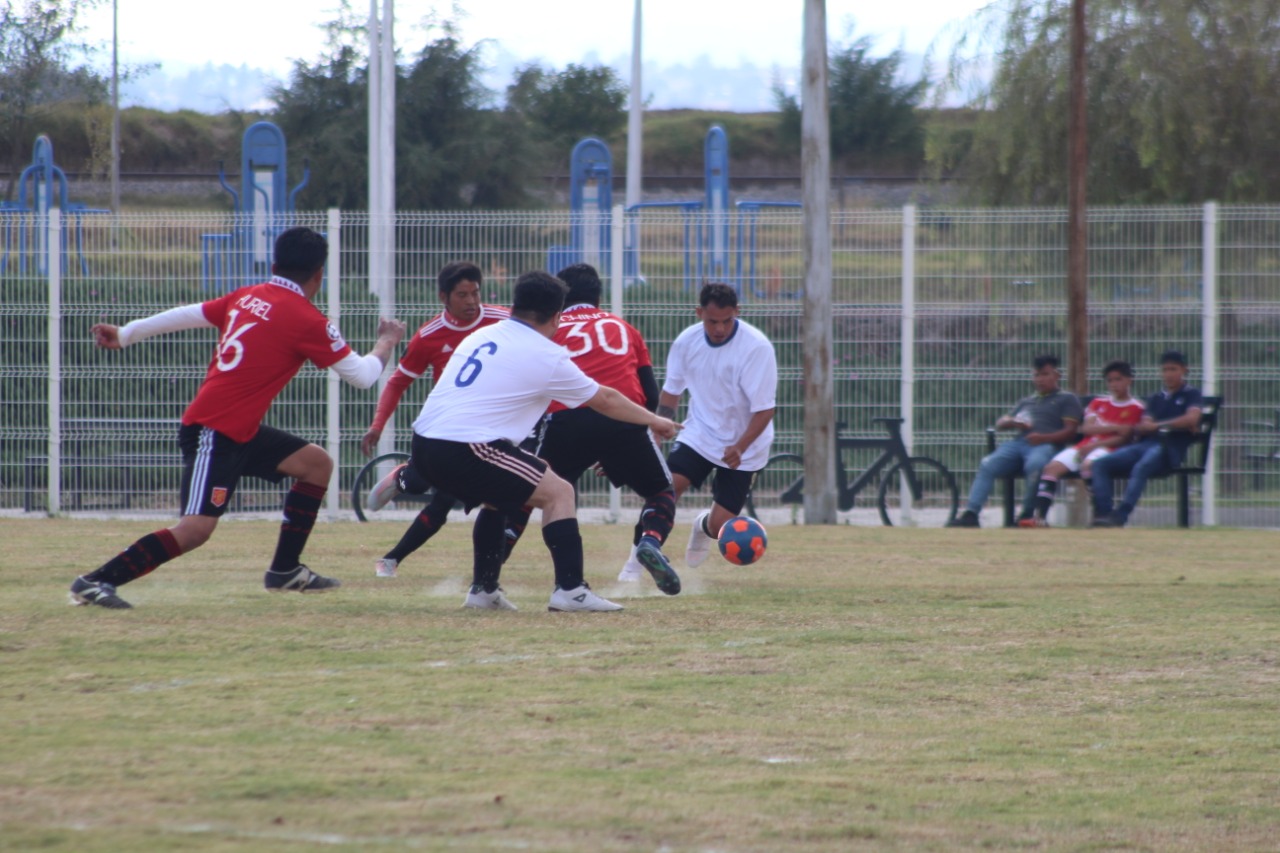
<box><xmin>366</xmin><ymin>463</ymin><xmax>407</xmax><ymax>512</ymax></box>
<box><xmin>617</xmin><ymin>545</ymin><xmax>644</xmax><ymax>582</ymax></box>
<box><xmin>685</xmin><ymin>510</ymin><xmax>713</xmax><ymax>568</ymax></box>
<box><xmin>548</xmin><ymin>585</ymin><xmax>624</xmax><ymax>612</ymax></box>
<box><xmin>463</xmin><ymin>585</ymin><xmax>518</xmax><ymax>611</ymax></box>
<box><xmin>374</xmin><ymin>557</ymin><xmax>398</xmax><ymax>578</ymax></box>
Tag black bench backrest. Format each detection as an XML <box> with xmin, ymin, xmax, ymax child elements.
<box><xmin>1173</xmin><ymin>395</ymin><xmax>1221</xmax><ymax>474</ymax></box>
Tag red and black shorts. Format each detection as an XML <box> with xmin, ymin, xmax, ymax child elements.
<box><xmin>178</xmin><ymin>423</ymin><xmax>309</xmax><ymax>517</ymax></box>
<box><xmin>411</xmin><ymin>434</ymin><xmax>547</xmax><ymax>514</ymax></box>
<box><xmin>666</xmin><ymin>441</ymin><xmax>758</xmax><ymax>516</ymax></box>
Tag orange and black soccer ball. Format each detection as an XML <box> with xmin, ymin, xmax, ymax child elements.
<box><xmin>717</xmin><ymin>516</ymin><xmax>768</xmax><ymax>566</ymax></box>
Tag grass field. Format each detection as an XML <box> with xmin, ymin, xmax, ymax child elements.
<box><xmin>3</xmin><ymin>518</ymin><xmax>1278</xmax><ymax>851</ymax></box>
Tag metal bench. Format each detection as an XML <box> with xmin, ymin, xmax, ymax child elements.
<box><xmin>986</xmin><ymin>396</ymin><xmax>1222</xmax><ymax>528</ymax></box>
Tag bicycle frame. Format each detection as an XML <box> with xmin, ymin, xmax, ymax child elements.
<box><xmin>780</xmin><ymin>418</ymin><xmax>924</xmax><ymax>511</ymax></box>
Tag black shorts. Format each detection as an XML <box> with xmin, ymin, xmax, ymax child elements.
<box><xmin>667</xmin><ymin>441</ymin><xmax>757</xmax><ymax>516</ymax></box>
<box><xmin>532</xmin><ymin>408</ymin><xmax>672</xmax><ymax>499</ymax></box>
<box><xmin>178</xmin><ymin>423</ymin><xmax>309</xmax><ymax>517</ymax></box>
<box><xmin>411</xmin><ymin>434</ymin><xmax>547</xmax><ymax>514</ymax></box>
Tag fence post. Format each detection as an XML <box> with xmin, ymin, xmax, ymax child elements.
<box><xmin>326</xmin><ymin>208</ymin><xmax>343</xmax><ymax>516</ymax></box>
<box><xmin>47</xmin><ymin>208</ymin><xmax>63</xmax><ymax>515</ymax></box>
<box><xmin>1202</xmin><ymin>201</ymin><xmax>1218</xmax><ymax>526</ymax></box>
<box><xmin>606</xmin><ymin>204</ymin><xmax>625</xmax><ymax>523</ymax></box>
<box><xmin>901</xmin><ymin>205</ymin><xmax>916</xmax><ymax>454</ymax></box>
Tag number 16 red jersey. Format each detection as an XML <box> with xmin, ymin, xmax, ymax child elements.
<box><xmin>182</xmin><ymin>277</ymin><xmax>353</xmax><ymax>442</ymax></box>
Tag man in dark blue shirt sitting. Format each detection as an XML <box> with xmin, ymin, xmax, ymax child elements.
<box><xmin>1090</xmin><ymin>350</ymin><xmax>1203</xmax><ymax>527</ymax></box>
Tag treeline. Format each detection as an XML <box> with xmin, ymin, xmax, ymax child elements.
<box><xmin>7</xmin><ymin>0</ymin><xmax>1280</xmax><ymax>206</ymax></box>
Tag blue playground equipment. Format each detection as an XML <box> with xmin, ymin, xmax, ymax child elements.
<box><xmin>202</xmin><ymin>121</ymin><xmax>311</xmax><ymax>290</ymax></box>
<box><xmin>548</xmin><ymin>138</ymin><xmax>615</xmax><ymax>277</ymax></box>
<box><xmin>0</xmin><ymin>135</ymin><xmax>107</xmax><ymax>277</ymax></box>
<box><xmin>735</xmin><ymin>200</ymin><xmax>803</xmax><ymax>299</ymax></box>
<box><xmin>624</xmin><ymin>126</ymin><xmax>732</xmax><ymax>291</ymax></box>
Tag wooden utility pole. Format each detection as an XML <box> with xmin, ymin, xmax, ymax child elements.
<box><xmin>1067</xmin><ymin>0</ymin><xmax>1089</xmax><ymax>524</ymax></box>
<box><xmin>801</xmin><ymin>0</ymin><xmax>836</xmax><ymax>524</ymax></box>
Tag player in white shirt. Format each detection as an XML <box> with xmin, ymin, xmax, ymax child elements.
<box><xmin>654</xmin><ymin>283</ymin><xmax>778</xmax><ymax>571</ymax></box>
<box><xmin>411</xmin><ymin>271</ymin><xmax>681</xmax><ymax>612</ymax></box>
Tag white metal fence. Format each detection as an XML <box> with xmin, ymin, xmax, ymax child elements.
<box><xmin>3</xmin><ymin>205</ymin><xmax>1277</xmax><ymax>526</ymax></box>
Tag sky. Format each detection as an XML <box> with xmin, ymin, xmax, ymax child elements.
<box><xmin>77</xmin><ymin>0</ymin><xmax>996</xmax><ymax>111</ymax></box>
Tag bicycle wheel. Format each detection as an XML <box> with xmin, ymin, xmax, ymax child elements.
<box><xmin>876</xmin><ymin>456</ymin><xmax>959</xmax><ymax>528</ymax></box>
<box><xmin>744</xmin><ymin>453</ymin><xmax>805</xmax><ymax>520</ymax></box>
<box><xmin>351</xmin><ymin>451</ymin><xmax>431</xmax><ymax>522</ymax></box>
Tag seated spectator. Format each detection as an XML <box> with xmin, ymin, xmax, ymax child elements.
<box><xmin>1090</xmin><ymin>350</ymin><xmax>1203</xmax><ymax>528</ymax></box>
<box><xmin>1021</xmin><ymin>360</ymin><xmax>1145</xmax><ymax>527</ymax></box>
<box><xmin>947</xmin><ymin>354</ymin><xmax>1083</xmax><ymax>528</ymax></box>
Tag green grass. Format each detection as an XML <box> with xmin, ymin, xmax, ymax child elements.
<box><xmin>3</xmin><ymin>518</ymin><xmax>1279</xmax><ymax>851</ymax></box>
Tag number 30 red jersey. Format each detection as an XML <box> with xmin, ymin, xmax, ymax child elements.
<box><xmin>548</xmin><ymin>303</ymin><xmax>652</xmax><ymax>412</ymax></box>
<box><xmin>182</xmin><ymin>277</ymin><xmax>352</xmax><ymax>442</ymax></box>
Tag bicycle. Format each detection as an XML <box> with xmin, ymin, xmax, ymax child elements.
<box><xmin>350</xmin><ymin>451</ymin><xmax>452</xmax><ymax>522</ymax></box>
<box><xmin>744</xmin><ymin>418</ymin><xmax>959</xmax><ymax>527</ymax></box>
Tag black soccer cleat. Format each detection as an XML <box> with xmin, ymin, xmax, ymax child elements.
<box><xmin>635</xmin><ymin>540</ymin><xmax>682</xmax><ymax>596</ymax></box>
<box><xmin>69</xmin><ymin>577</ymin><xmax>133</xmax><ymax>609</ymax></box>
<box><xmin>264</xmin><ymin>564</ymin><xmax>342</xmax><ymax>593</ymax></box>
<box><xmin>946</xmin><ymin>509</ymin><xmax>980</xmax><ymax>528</ymax></box>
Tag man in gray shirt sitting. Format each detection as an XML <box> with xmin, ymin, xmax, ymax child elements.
<box><xmin>948</xmin><ymin>354</ymin><xmax>1083</xmax><ymax>528</ymax></box>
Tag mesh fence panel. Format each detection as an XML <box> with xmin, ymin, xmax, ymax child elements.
<box><xmin>3</xmin><ymin>205</ymin><xmax>1277</xmax><ymax>525</ymax></box>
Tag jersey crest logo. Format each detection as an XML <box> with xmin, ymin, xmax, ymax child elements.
<box><xmin>210</xmin><ymin>487</ymin><xmax>229</xmax><ymax>508</ymax></box>
<box><xmin>326</xmin><ymin>322</ymin><xmax>347</xmax><ymax>352</ymax></box>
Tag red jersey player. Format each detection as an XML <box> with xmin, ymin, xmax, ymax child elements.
<box><xmin>70</xmin><ymin>227</ymin><xmax>406</xmax><ymax>608</ymax></box>
<box><xmin>505</xmin><ymin>263</ymin><xmax>682</xmax><ymax>595</ymax></box>
<box><xmin>1024</xmin><ymin>360</ymin><xmax>1146</xmax><ymax>526</ymax></box>
<box><xmin>359</xmin><ymin>262</ymin><xmax>509</xmax><ymax>578</ymax></box>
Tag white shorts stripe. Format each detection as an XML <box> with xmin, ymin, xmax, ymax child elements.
<box><xmin>185</xmin><ymin>427</ymin><xmax>215</xmax><ymax>515</ymax></box>
<box><xmin>470</xmin><ymin>442</ymin><xmax>544</xmax><ymax>485</ymax></box>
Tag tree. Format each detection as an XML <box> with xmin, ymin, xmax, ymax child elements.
<box><xmin>506</xmin><ymin>62</ymin><xmax>628</xmax><ymax>155</ymax></box>
<box><xmin>0</xmin><ymin>0</ymin><xmax>107</xmax><ymax>199</ymax></box>
<box><xmin>936</xmin><ymin>0</ymin><xmax>1280</xmax><ymax>204</ymax></box>
<box><xmin>272</xmin><ymin>10</ymin><xmax>535</xmax><ymax>209</ymax></box>
<box><xmin>775</xmin><ymin>36</ymin><xmax>927</xmax><ymax>168</ymax></box>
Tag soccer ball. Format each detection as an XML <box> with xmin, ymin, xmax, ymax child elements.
<box><xmin>717</xmin><ymin>516</ymin><xmax>768</xmax><ymax>566</ymax></box>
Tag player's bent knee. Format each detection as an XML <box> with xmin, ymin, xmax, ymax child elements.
<box><xmin>279</xmin><ymin>443</ymin><xmax>333</xmax><ymax>485</ymax></box>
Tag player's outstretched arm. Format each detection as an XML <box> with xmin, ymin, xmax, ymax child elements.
<box><xmin>332</xmin><ymin>318</ymin><xmax>407</xmax><ymax>390</ymax></box>
<box><xmin>92</xmin><ymin>304</ymin><xmax>214</xmax><ymax>350</ymax></box>
<box><xmin>656</xmin><ymin>390</ymin><xmax>680</xmax><ymax>421</ymax></box>
<box><xmin>587</xmin><ymin>386</ymin><xmax>680</xmax><ymax>439</ymax></box>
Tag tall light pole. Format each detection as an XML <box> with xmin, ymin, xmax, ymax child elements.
<box><xmin>626</xmin><ymin>0</ymin><xmax>642</xmax><ymax>209</ymax></box>
<box><xmin>110</xmin><ymin>0</ymin><xmax>120</xmax><ymax>211</ymax></box>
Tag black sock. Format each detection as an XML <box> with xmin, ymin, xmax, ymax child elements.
<box><xmin>1034</xmin><ymin>476</ymin><xmax>1059</xmax><ymax>518</ymax></box>
<box><xmin>502</xmin><ymin>506</ymin><xmax>532</xmax><ymax>564</ymax></box>
<box><xmin>386</xmin><ymin>505</ymin><xmax>448</xmax><ymax>562</ymax></box>
<box><xmin>633</xmin><ymin>489</ymin><xmax>677</xmax><ymax>546</ymax></box>
<box><xmin>270</xmin><ymin>482</ymin><xmax>326</xmax><ymax>573</ymax></box>
<box><xmin>701</xmin><ymin>512</ymin><xmax>716</xmax><ymax>537</ymax></box>
<box><xmin>471</xmin><ymin>508</ymin><xmax>507</xmax><ymax>593</ymax></box>
<box><xmin>542</xmin><ymin>518</ymin><xmax>584</xmax><ymax>591</ymax></box>
<box><xmin>86</xmin><ymin>529</ymin><xmax>183</xmax><ymax>587</ymax></box>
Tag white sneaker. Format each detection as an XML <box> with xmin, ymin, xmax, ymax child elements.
<box><xmin>366</xmin><ymin>463</ymin><xmax>406</xmax><ymax>512</ymax></box>
<box><xmin>374</xmin><ymin>557</ymin><xmax>398</xmax><ymax>578</ymax></box>
<box><xmin>548</xmin><ymin>585</ymin><xmax>624</xmax><ymax>612</ymax></box>
<box><xmin>617</xmin><ymin>545</ymin><xmax>644</xmax><ymax>582</ymax></box>
<box><xmin>463</xmin><ymin>585</ymin><xmax>518</xmax><ymax>611</ymax></box>
<box><xmin>685</xmin><ymin>510</ymin><xmax>713</xmax><ymax>567</ymax></box>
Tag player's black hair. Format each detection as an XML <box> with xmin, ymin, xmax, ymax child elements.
<box><xmin>1102</xmin><ymin>360</ymin><xmax>1133</xmax><ymax>378</ymax></box>
<box><xmin>1032</xmin><ymin>354</ymin><xmax>1060</xmax><ymax>371</ymax></box>
<box><xmin>1160</xmin><ymin>349</ymin><xmax>1188</xmax><ymax>366</ymax></box>
<box><xmin>556</xmin><ymin>263</ymin><xmax>603</xmax><ymax>308</ymax></box>
<box><xmin>699</xmin><ymin>282</ymin><xmax>738</xmax><ymax>309</ymax></box>
<box><xmin>438</xmin><ymin>261</ymin><xmax>483</xmax><ymax>295</ymax></box>
<box><xmin>511</xmin><ymin>271</ymin><xmax>568</xmax><ymax>325</ymax></box>
<box><xmin>273</xmin><ymin>227</ymin><xmax>328</xmax><ymax>284</ymax></box>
